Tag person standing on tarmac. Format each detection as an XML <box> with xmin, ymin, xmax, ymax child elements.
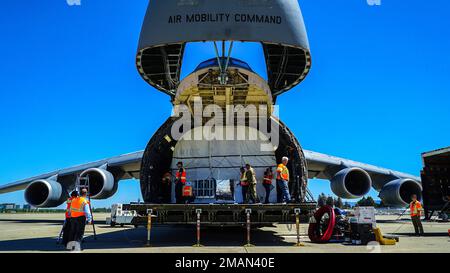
<box><xmin>62</xmin><ymin>191</ymin><xmax>78</xmax><ymax>247</ymax></box>
<box><xmin>67</xmin><ymin>188</ymin><xmax>92</xmax><ymax>251</ymax></box>
<box><xmin>410</xmin><ymin>194</ymin><xmax>425</xmax><ymax>236</ymax></box>
<box><xmin>240</xmin><ymin>167</ymin><xmax>249</xmax><ymax>203</ymax></box>
<box><xmin>245</xmin><ymin>164</ymin><xmax>259</xmax><ymax>204</ymax></box>
<box><xmin>263</xmin><ymin>168</ymin><xmax>274</xmax><ymax>204</ymax></box>
<box><xmin>175</xmin><ymin>161</ymin><xmax>187</xmax><ymax>204</ymax></box>
<box><xmin>276</xmin><ymin>157</ymin><xmax>291</xmax><ymax>204</ymax></box>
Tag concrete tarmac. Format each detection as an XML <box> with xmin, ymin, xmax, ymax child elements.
<box><xmin>0</xmin><ymin>213</ymin><xmax>448</xmax><ymax>253</ymax></box>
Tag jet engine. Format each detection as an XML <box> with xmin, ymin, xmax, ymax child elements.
<box><xmin>24</xmin><ymin>179</ymin><xmax>67</xmax><ymax>208</ymax></box>
<box><xmin>379</xmin><ymin>178</ymin><xmax>423</xmax><ymax>207</ymax></box>
<box><xmin>330</xmin><ymin>167</ymin><xmax>372</xmax><ymax>199</ymax></box>
<box><xmin>79</xmin><ymin>168</ymin><xmax>118</xmax><ymax>199</ymax></box>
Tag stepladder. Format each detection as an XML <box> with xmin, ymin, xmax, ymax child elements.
<box><xmin>76</xmin><ymin>175</ymin><xmax>97</xmax><ymax>240</ymax></box>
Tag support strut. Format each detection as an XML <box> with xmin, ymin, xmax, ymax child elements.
<box><xmin>213</xmin><ymin>40</ymin><xmax>234</xmax><ymax>85</ymax></box>
<box><xmin>145</xmin><ymin>209</ymin><xmax>156</xmax><ymax>247</ymax></box>
<box><xmin>193</xmin><ymin>209</ymin><xmax>203</xmax><ymax>247</ymax></box>
<box><xmin>294</xmin><ymin>208</ymin><xmax>305</xmax><ymax>246</ymax></box>
<box><xmin>244</xmin><ymin>209</ymin><xmax>254</xmax><ymax>247</ymax></box>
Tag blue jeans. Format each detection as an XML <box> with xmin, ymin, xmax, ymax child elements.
<box><xmin>277</xmin><ymin>179</ymin><xmax>291</xmax><ymax>203</ymax></box>
<box><xmin>241</xmin><ymin>185</ymin><xmax>248</xmax><ymax>204</ymax></box>
<box><xmin>263</xmin><ymin>183</ymin><xmax>272</xmax><ymax>204</ymax></box>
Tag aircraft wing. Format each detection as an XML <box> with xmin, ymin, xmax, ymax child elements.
<box><xmin>304</xmin><ymin>149</ymin><xmax>422</xmax><ymax>206</ymax></box>
<box><xmin>0</xmin><ymin>149</ymin><xmax>421</xmax><ymax>207</ymax></box>
<box><xmin>0</xmin><ymin>149</ymin><xmax>420</xmax><ymax>193</ymax></box>
<box><xmin>304</xmin><ymin>150</ymin><xmax>420</xmax><ymax>181</ymax></box>
<box><xmin>0</xmin><ymin>151</ymin><xmax>144</xmax><ymax>194</ymax></box>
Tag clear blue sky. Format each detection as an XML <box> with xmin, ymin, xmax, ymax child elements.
<box><xmin>0</xmin><ymin>0</ymin><xmax>449</xmax><ymax>208</ymax></box>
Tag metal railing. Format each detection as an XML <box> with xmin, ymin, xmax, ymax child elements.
<box><xmin>191</xmin><ymin>179</ymin><xmax>216</xmax><ymax>199</ymax></box>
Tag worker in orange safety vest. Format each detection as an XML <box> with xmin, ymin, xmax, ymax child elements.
<box><xmin>410</xmin><ymin>194</ymin><xmax>425</xmax><ymax>236</ymax></box>
<box><xmin>65</xmin><ymin>196</ymin><xmax>74</xmax><ymax>219</ymax></box>
<box><xmin>175</xmin><ymin>161</ymin><xmax>187</xmax><ymax>204</ymax></box>
<box><xmin>276</xmin><ymin>157</ymin><xmax>291</xmax><ymax>204</ymax></box>
<box><xmin>66</xmin><ymin>188</ymin><xmax>92</xmax><ymax>251</ymax></box>
<box><xmin>62</xmin><ymin>191</ymin><xmax>78</xmax><ymax>247</ymax></box>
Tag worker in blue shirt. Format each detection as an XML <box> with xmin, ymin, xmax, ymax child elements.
<box><xmin>79</xmin><ymin>188</ymin><xmax>92</xmax><ymax>224</ymax></box>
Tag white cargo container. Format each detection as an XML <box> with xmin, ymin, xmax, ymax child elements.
<box><xmin>106</xmin><ymin>203</ymin><xmax>138</xmax><ymax>227</ymax></box>
<box><xmin>354</xmin><ymin>206</ymin><xmax>376</xmax><ymax>227</ymax></box>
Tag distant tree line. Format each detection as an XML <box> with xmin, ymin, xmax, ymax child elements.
<box><xmin>317</xmin><ymin>193</ymin><xmax>386</xmax><ymax>208</ymax></box>
<box><xmin>317</xmin><ymin>193</ymin><xmax>350</xmax><ymax>209</ymax></box>
<box><xmin>92</xmin><ymin>208</ymin><xmax>111</xmax><ymax>213</ymax></box>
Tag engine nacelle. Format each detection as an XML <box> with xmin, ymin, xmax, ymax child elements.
<box><xmin>330</xmin><ymin>167</ymin><xmax>372</xmax><ymax>199</ymax></box>
<box><xmin>79</xmin><ymin>168</ymin><xmax>118</xmax><ymax>199</ymax></box>
<box><xmin>379</xmin><ymin>179</ymin><xmax>422</xmax><ymax>207</ymax></box>
<box><xmin>24</xmin><ymin>179</ymin><xmax>67</xmax><ymax>208</ymax></box>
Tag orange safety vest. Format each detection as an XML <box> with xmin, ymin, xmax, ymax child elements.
<box><xmin>176</xmin><ymin>168</ymin><xmax>187</xmax><ymax>184</ymax></box>
<box><xmin>410</xmin><ymin>201</ymin><xmax>423</xmax><ymax>217</ymax></box>
<box><xmin>240</xmin><ymin>171</ymin><xmax>249</xmax><ymax>186</ymax></box>
<box><xmin>65</xmin><ymin>197</ymin><xmax>73</xmax><ymax>219</ymax></box>
<box><xmin>69</xmin><ymin>197</ymin><xmax>88</xmax><ymax>218</ymax></box>
<box><xmin>276</xmin><ymin>164</ymin><xmax>289</xmax><ymax>181</ymax></box>
<box><xmin>263</xmin><ymin>174</ymin><xmax>273</xmax><ymax>185</ymax></box>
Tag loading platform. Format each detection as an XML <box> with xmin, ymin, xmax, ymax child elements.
<box><xmin>124</xmin><ymin>203</ymin><xmax>317</xmax><ymax>226</ymax></box>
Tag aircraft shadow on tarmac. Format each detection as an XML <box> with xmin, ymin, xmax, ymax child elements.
<box><xmin>393</xmin><ymin>232</ymin><xmax>448</xmax><ymax>237</ymax></box>
<box><xmin>0</xmin><ymin>219</ymin><xmax>107</xmax><ymax>226</ymax></box>
<box><xmin>374</xmin><ymin>219</ymin><xmax>411</xmax><ymax>224</ymax></box>
<box><xmin>0</xmin><ymin>225</ymin><xmax>293</xmax><ymax>252</ymax></box>
<box><xmin>0</xmin><ymin>219</ymin><xmax>63</xmax><ymax>225</ymax></box>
